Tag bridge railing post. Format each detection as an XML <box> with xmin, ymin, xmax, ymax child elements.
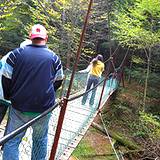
<box><xmin>49</xmin><ymin>0</ymin><xmax>93</xmax><ymax>159</ymax></box>
<box><xmin>97</xmin><ymin>60</ymin><xmax>112</xmax><ymax>111</ymax></box>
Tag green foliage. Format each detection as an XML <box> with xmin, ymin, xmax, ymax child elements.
<box><xmin>104</xmin><ymin>87</ymin><xmax>160</xmax><ymax>138</ymax></box>
<box><xmin>128</xmin><ymin>111</ymin><xmax>160</xmax><ymax>138</ymax></box>
<box><xmin>140</xmin><ymin>111</ymin><xmax>160</xmax><ymax>127</ymax></box>
<box><xmin>132</xmin><ymin>55</ymin><xmax>145</xmax><ymax>64</ymax></box>
<box><xmin>112</xmin><ymin>0</ymin><xmax>160</xmax><ymax>49</ymax></box>
<box><xmin>146</xmin><ymin>87</ymin><xmax>160</xmax><ymax>99</ymax></box>
<box><xmin>0</xmin><ymin>0</ymin><xmax>88</xmax><ymax>60</ymax></box>
<box><xmin>125</xmin><ymin>67</ymin><xmax>160</xmax><ymax>91</ymax></box>
<box><xmin>125</xmin><ymin>68</ymin><xmax>146</xmax><ymax>84</ymax></box>
<box><xmin>72</xmin><ymin>139</ymin><xmax>96</xmax><ymax>159</ymax></box>
<box><xmin>146</xmin><ymin>105</ymin><xmax>160</xmax><ymax>115</ymax></box>
<box><xmin>147</xmin><ymin>72</ymin><xmax>160</xmax><ymax>88</ymax></box>
<box><xmin>112</xmin><ymin>103</ymin><xmax>133</xmax><ymax>120</ymax></box>
<box><xmin>0</xmin><ymin>0</ymin><xmax>36</xmax><ymax>52</ymax></box>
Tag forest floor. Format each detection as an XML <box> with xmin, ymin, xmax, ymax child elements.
<box><xmin>70</xmin><ymin>107</ymin><xmax>127</xmax><ymax>160</ymax></box>
<box><xmin>70</xmin><ymin>121</ymin><xmax>117</xmax><ymax>160</ymax></box>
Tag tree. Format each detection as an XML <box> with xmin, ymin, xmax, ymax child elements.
<box><xmin>0</xmin><ymin>0</ymin><xmax>36</xmax><ymax>53</ymax></box>
<box><xmin>111</xmin><ymin>0</ymin><xmax>160</xmax><ymax>110</ymax></box>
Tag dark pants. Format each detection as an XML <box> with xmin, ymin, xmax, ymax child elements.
<box><xmin>0</xmin><ymin>100</ymin><xmax>10</xmax><ymax>124</ymax></box>
<box><xmin>82</xmin><ymin>75</ymin><xmax>99</xmax><ymax>105</ymax></box>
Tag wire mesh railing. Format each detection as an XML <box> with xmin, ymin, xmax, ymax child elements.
<box><xmin>0</xmin><ymin>71</ymin><xmax>118</xmax><ymax>160</ymax></box>
<box><xmin>54</xmin><ymin>74</ymin><xmax>118</xmax><ymax>159</ymax></box>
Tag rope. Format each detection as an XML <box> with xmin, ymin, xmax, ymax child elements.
<box><xmin>99</xmin><ymin>112</ymin><xmax>121</xmax><ymax>160</ymax></box>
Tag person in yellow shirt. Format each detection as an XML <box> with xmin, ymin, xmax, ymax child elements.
<box><xmin>79</xmin><ymin>54</ymin><xmax>104</xmax><ymax>105</ymax></box>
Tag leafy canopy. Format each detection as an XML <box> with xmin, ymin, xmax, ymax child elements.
<box><xmin>112</xmin><ymin>0</ymin><xmax>160</xmax><ymax>49</ymax></box>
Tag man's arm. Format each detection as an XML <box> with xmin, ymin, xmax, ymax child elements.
<box><xmin>53</xmin><ymin>55</ymin><xmax>64</xmax><ymax>91</ymax></box>
<box><xmin>1</xmin><ymin>48</ymin><xmax>21</xmax><ymax>99</ymax></box>
<box><xmin>1</xmin><ymin>51</ymin><xmax>14</xmax><ymax>100</ymax></box>
<box><xmin>78</xmin><ymin>63</ymin><xmax>91</xmax><ymax>73</ymax></box>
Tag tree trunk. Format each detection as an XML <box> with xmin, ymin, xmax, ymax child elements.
<box><xmin>143</xmin><ymin>48</ymin><xmax>151</xmax><ymax>111</ymax></box>
<box><xmin>128</xmin><ymin>53</ymin><xmax>133</xmax><ymax>84</ymax></box>
<box><xmin>92</xmin><ymin>122</ymin><xmax>140</xmax><ymax>150</ymax></box>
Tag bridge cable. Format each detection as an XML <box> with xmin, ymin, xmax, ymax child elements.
<box><xmin>99</xmin><ymin>112</ymin><xmax>121</xmax><ymax>160</ymax></box>
<box><xmin>115</xmin><ymin>47</ymin><xmax>130</xmax><ymax>84</ymax></box>
<box><xmin>0</xmin><ymin>102</ymin><xmax>59</xmax><ymax>145</ymax></box>
<box><xmin>119</xmin><ymin>47</ymin><xmax>130</xmax><ymax>69</ymax></box>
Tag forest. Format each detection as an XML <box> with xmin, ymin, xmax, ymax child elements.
<box><xmin>0</xmin><ymin>0</ymin><xmax>160</xmax><ymax>159</ymax></box>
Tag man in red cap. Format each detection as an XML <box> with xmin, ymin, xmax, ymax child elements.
<box><xmin>2</xmin><ymin>24</ymin><xmax>64</xmax><ymax>160</ymax></box>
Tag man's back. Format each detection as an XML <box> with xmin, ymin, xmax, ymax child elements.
<box><xmin>2</xmin><ymin>24</ymin><xmax>64</xmax><ymax>160</ymax></box>
<box><xmin>3</xmin><ymin>44</ymin><xmax>61</xmax><ymax>112</ymax></box>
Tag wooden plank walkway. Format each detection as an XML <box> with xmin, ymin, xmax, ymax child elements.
<box><xmin>0</xmin><ymin>78</ymin><xmax>117</xmax><ymax>160</ymax></box>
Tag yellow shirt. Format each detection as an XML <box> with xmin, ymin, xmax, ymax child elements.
<box><xmin>90</xmin><ymin>60</ymin><xmax>104</xmax><ymax>77</ymax></box>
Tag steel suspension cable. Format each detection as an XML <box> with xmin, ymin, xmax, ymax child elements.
<box><xmin>99</xmin><ymin>112</ymin><xmax>121</xmax><ymax>160</ymax></box>
<box><xmin>49</xmin><ymin>0</ymin><xmax>94</xmax><ymax>159</ymax></box>
<box><xmin>111</xmin><ymin>59</ymin><xmax>116</xmax><ymax>72</ymax></box>
<box><xmin>115</xmin><ymin>47</ymin><xmax>130</xmax><ymax>84</ymax></box>
<box><xmin>118</xmin><ymin>47</ymin><xmax>130</xmax><ymax>69</ymax></box>
<box><xmin>107</xmin><ymin>0</ymin><xmax>112</xmax><ymax>57</ymax></box>
<box><xmin>105</xmin><ymin>46</ymin><xmax>130</xmax><ymax>85</ymax></box>
<box><xmin>103</xmin><ymin>45</ymin><xmax>120</xmax><ymax>64</ymax></box>
<box><xmin>0</xmin><ymin>102</ymin><xmax>59</xmax><ymax>145</ymax></box>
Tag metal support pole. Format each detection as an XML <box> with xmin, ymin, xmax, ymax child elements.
<box><xmin>121</xmin><ymin>71</ymin><xmax>125</xmax><ymax>87</ymax></box>
<box><xmin>49</xmin><ymin>0</ymin><xmax>93</xmax><ymax>159</ymax></box>
<box><xmin>97</xmin><ymin>61</ymin><xmax>111</xmax><ymax>110</ymax></box>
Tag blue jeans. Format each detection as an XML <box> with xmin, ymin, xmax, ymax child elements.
<box><xmin>3</xmin><ymin>106</ymin><xmax>50</xmax><ymax>160</ymax></box>
<box><xmin>82</xmin><ymin>75</ymin><xmax>99</xmax><ymax>105</ymax></box>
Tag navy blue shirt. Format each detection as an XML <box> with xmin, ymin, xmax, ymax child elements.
<box><xmin>2</xmin><ymin>44</ymin><xmax>63</xmax><ymax>113</ymax></box>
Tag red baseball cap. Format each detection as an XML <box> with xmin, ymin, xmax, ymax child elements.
<box><xmin>30</xmin><ymin>24</ymin><xmax>47</xmax><ymax>40</ymax></box>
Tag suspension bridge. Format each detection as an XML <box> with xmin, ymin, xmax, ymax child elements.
<box><xmin>0</xmin><ymin>73</ymin><xmax>118</xmax><ymax>160</ymax></box>
<box><xmin>0</xmin><ymin>0</ymin><xmax>128</xmax><ymax>159</ymax></box>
